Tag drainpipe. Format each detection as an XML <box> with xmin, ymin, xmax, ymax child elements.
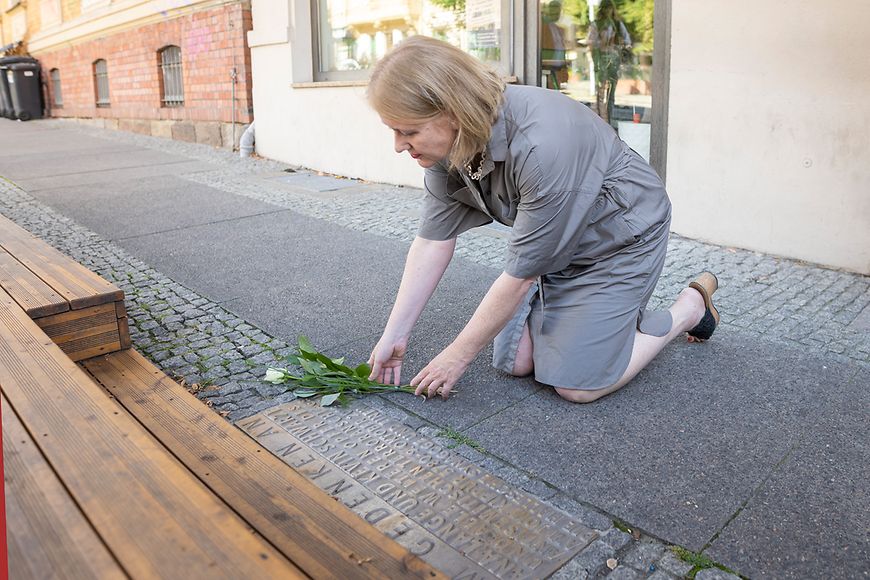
<box><xmin>231</xmin><ymin>66</ymin><xmax>238</xmax><ymax>149</ymax></box>
<box><xmin>240</xmin><ymin>121</ymin><xmax>255</xmax><ymax>157</ymax></box>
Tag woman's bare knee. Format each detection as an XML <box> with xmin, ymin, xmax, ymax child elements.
<box><xmin>555</xmin><ymin>387</ymin><xmax>607</xmax><ymax>404</ymax></box>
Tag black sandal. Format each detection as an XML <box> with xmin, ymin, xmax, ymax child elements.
<box><xmin>687</xmin><ymin>272</ymin><xmax>720</xmax><ymax>341</ymax></box>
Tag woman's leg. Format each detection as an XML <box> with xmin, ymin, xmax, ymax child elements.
<box><xmin>511</xmin><ymin>323</ymin><xmax>535</xmax><ymax>376</ymax></box>
<box><xmin>555</xmin><ymin>286</ymin><xmax>706</xmax><ymax>403</ymax></box>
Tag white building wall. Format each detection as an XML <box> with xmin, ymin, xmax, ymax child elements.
<box><xmin>250</xmin><ymin>0</ymin><xmax>870</xmax><ymax>274</ymax></box>
<box><xmin>248</xmin><ymin>0</ymin><xmax>424</xmax><ymax>186</ymax></box>
<box><xmin>667</xmin><ymin>0</ymin><xmax>870</xmax><ymax>274</ymax></box>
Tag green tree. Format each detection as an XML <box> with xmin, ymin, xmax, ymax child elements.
<box><xmin>617</xmin><ymin>0</ymin><xmax>654</xmax><ymax>52</ymax></box>
<box><xmin>429</xmin><ymin>0</ymin><xmax>466</xmax><ymax>16</ymax></box>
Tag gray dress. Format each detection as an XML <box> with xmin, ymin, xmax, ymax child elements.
<box><xmin>418</xmin><ymin>85</ymin><xmax>673</xmax><ymax>390</ymax></box>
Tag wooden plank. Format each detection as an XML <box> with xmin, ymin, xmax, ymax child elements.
<box><xmin>2</xmin><ymin>394</ymin><xmax>127</xmax><ymax>580</ymax></box>
<box><xmin>35</xmin><ymin>302</ymin><xmax>123</xmax><ymax>360</ymax></box>
<box><xmin>35</xmin><ymin>302</ymin><xmax>117</xmax><ymax>337</ymax></box>
<box><xmin>0</xmin><ymin>289</ymin><xmax>305</xmax><ymax>579</ymax></box>
<box><xmin>0</xmin><ymin>213</ymin><xmax>124</xmax><ymax>309</ymax></box>
<box><xmin>0</xmin><ymin>248</ymin><xmax>69</xmax><ymax>317</ymax></box>
<box><xmin>117</xmin><ymin>315</ymin><xmax>132</xmax><ymax>349</ymax></box>
<box><xmin>59</xmin><ymin>331</ymin><xmax>123</xmax><ymax>362</ymax></box>
<box><xmin>115</xmin><ymin>300</ymin><xmax>132</xmax><ymax>349</ymax></box>
<box><xmin>83</xmin><ymin>349</ymin><xmax>446</xmax><ymax>580</ymax></box>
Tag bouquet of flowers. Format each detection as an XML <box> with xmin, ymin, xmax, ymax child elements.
<box><xmin>264</xmin><ymin>336</ymin><xmax>417</xmax><ymax>407</ymax></box>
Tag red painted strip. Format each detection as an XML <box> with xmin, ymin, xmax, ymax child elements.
<box><xmin>0</xmin><ymin>400</ymin><xmax>7</xmax><ymax>580</ymax></box>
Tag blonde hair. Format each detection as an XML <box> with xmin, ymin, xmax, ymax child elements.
<box><xmin>367</xmin><ymin>35</ymin><xmax>505</xmax><ymax>171</ymax></box>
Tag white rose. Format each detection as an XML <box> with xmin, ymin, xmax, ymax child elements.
<box><xmin>264</xmin><ymin>368</ymin><xmax>286</xmax><ymax>384</ymax></box>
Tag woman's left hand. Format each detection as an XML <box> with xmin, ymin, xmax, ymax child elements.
<box><xmin>410</xmin><ymin>346</ymin><xmax>470</xmax><ymax>400</ymax></box>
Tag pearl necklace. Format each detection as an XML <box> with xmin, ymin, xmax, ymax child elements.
<box><xmin>464</xmin><ymin>149</ymin><xmax>487</xmax><ymax>180</ymax></box>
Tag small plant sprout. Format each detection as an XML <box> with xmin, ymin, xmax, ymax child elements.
<box><xmin>263</xmin><ymin>336</ymin><xmax>418</xmax><ymax>407</ymax></box>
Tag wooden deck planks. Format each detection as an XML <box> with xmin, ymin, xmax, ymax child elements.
<box><xmin>0</xmin><ymin>289</ymin><xmax>305</xmax><ymax>580</ymax></box>
<box><xmin>0</xmin><ymin>213</ymin><xmax>123</xmax><ymax>309</ymax></box>
<box><xmin>35</xmin><ymin>301</ymin><xmax>124</xmax><ymax>361</ymax></box>
<box><xmin>83</xmin><ymin>349</ymin><xmax>445</xmax><ymax>580</ymax></box>
<box><xmin>0</xmin><ymin>248</ymin><xmax>69</xmax><ymax>318</ymax></box>
<box><xmin>3</xmin><ymin>393</ymin><xmax>127</xmax><ymax>580</ymax></box>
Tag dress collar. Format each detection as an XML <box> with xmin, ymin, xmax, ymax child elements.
<box><xmin>477</xmin><ymin>101</ymin><xmax>507</xmax><ymax>178</ymax></box>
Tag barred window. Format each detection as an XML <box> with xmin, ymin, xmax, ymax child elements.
<box><xmin>50</xmin><ymin>68</ymin><xmax>62</xmax><ymax>107</ymax></box>
<box><xmin>93</xmin><ymin>59</ymin><xmax>109</xmax><ymax>106</ymax></box>
<box><xmin>159</xmin><ymin>46</ymin><xmax>184</xmax><ymax>106</ymax></box>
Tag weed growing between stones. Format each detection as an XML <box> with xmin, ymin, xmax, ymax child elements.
<box><xmin>436</xmin><ymin>427</ymin><xmax>486</xmax><ymax>452</ymax></box>
<box><xmin>671</xmin><ymin>546</ymin><xmax>742</xmax><ymax>579</ymax></box>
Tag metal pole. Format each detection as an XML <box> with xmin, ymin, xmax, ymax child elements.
<box><xmin>231</xmin><ymin>67</ymin><xmax>237</xmax><ymax>149</ymax></box>
<box><xmin>230</xmin><ymin>11</ymin><xmax>238</xmax><ymax>150</ymax></box>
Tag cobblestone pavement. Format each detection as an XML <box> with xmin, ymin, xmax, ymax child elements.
<box><xmin>4</xmin><ymin>120</ymin><xmax>867</xmax><ymax>578</ymax></box>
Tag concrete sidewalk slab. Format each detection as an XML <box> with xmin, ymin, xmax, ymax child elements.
<box><xmin>705</xmin><ymin>372</ymin><xmax>868</xmax><ymax>579</ymax></box>
<box><xmin>115</xmin><ymin>208</ymin><xmax>487</xmax><ymax>345</ymax></box>
<box><xmin>462</xmin><ymin>332</ymin><xmax>860</xmax><ymax>554</ymax></box>
<box><xmin>25</xmin><ymin>174</ymin><xmax>285</xmax><ymax>240</ymax></box>
<box><xmin>0</xmin><ymin>146</ymin><xmax>186</xmax><ymax>184</ymax></box>
<box><xmin>13</xmin><ymin>160</ymin><xmax>211</xmax><ymax>192</ymax></box>
<box><xmin>0</xmin><ymin>122</ymin><xmax>119</xmax><ymax>156</ymax></box>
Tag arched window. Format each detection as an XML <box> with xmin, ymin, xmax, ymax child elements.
<box><xmin>159</xmin><ymin>46</ymin><xmax>184</xmax><ymax>106</ymax></box>
<box><xmin>93</xmin><ymin>59</ymin><xmax>109</xmax><ymax>106</ymax></box>
<box><xmin>50</xmin><ymin>68</ymin><xmax>63</xmax><ymax>107</ymax></box>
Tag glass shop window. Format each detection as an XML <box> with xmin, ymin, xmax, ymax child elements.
<box><xmin>540</xmin><ymin>0</ymin><xmax>654</xmax><ymax>161</ymax></box>
<box><xmin>313</xmin><ymin>0</ymin><xmax>511</xmax><ymax>81</ymax></box>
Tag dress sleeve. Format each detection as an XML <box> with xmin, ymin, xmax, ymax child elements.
<box><xmin>417</xmin><ymin>163</ymin><xmax>493</xmax><ymax>241</ymax></box>
<box><xmin>503</xmin><ymin>126</ymin><xmax>610</xmax><ymax>279</ymax></box>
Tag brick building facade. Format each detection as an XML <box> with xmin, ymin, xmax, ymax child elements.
<box><xmin>14</xmin><ymin>0</ymin><xmax>253</xmax><ymax>148</ymax></box>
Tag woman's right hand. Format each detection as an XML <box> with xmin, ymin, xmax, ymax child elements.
<box><xmin>368</xmin><ymin>337</ymin><xmax>408</xmax><ymax>386</ymax></box>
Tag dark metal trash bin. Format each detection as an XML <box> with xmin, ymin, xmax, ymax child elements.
<box><xmin>0</xmin><ymin>56</ymin><xmax>33</xmax><ymax>119</ymax></box>
<box><xmin>5</xmin><ymin>58</ymin><xmax>43</xmax><ymax>121</ymax></box>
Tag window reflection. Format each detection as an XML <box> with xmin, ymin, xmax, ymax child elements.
<box><xmin>540</xmin><ymin>0</ymin><xmax>653</xmax><ymax>159</ymax></box>
<box><xmin>318</xmin><ymin>0</ymin><xmax>504</xmax><ymax>74</ymax></box>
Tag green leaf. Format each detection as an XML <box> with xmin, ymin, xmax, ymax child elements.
<box><xmin>311</xmin><ymin>352</ymin><xmax>355</xmax><ymax>374</ymax></box>
<box><xmin>299</xmin><ymin>358</ymin><xmax>325</xmax><ymax>375</ymax></box>
<box><xmin>297</xmin><ymin>335</ymin><xmax>316</xmax><ymax>354</ymax></box>
<box><xmin>355</xmin><ymin>363</ymin><xmax>371</xmax><ymax>378</ymax></box>
<box><xmin>265</xmin><ymin>336</ymin><xmax>416</xmax><ymax>405</ymax></box>
<box><xmin>320</xmin><ymin>393</ymin><xmax>341</xmax><ymax>407</ymax></box>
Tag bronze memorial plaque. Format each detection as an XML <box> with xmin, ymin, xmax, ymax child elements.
<box><xmin>239</xmin><ymin>402</ymin><xmax>596</xmax><ymax>579</ymax></box>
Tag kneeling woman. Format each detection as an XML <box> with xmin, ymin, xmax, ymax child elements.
<box><xmin>366</xmin><ymin>36</ymin><xmax>719</xmax><ymax>402</ymax></box>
